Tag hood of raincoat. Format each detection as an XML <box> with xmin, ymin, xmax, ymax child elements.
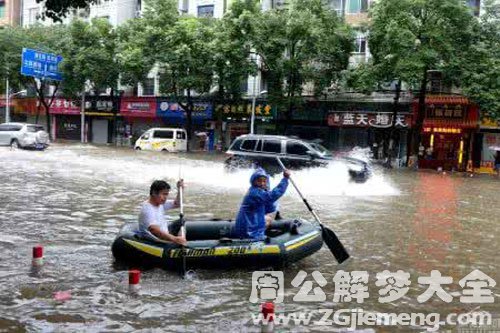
<box><xmin>250</xmin><ymin>168</ymin><xmax>270</xmax><ymax>187</ymax></box>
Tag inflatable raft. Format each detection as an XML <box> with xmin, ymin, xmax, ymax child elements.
<box><xmin>112</xmin><ymin>219</ymin><xmax>323</xmax><ymax>270</ymax></box>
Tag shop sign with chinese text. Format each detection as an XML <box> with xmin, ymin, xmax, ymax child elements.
<box><xmin>327</xmin><ymin>112</ymin><xmax>411</xmax><ymax>128</ymax></box>
<box><xmin>216</xmin><ymin>103</ymin><xmax>275</xmax><ymax>119</ymax></box>
<box><xmin>426</xmin><ymin>104</ymin><xmax>465</xmax><ymax>119</ymax></box>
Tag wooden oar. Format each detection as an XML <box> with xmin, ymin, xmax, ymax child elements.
<box><xmin>178</xmin><ymin>170</ymin><xmax>187</xmax><ymax>278</ymax></box>
<box><xmin>276</xmin><ymin>157</ymin><xmax>349</xmax><ymax>264</ymax></box>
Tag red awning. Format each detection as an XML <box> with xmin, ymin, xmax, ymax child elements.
<box><xmin>425</xmin><ymin>95</ymin><xmax>469</xmax><ymax>104</ymax></box>
<box><xmin>423</xmin><ymin>119</ymin><xmax>478</xmax><ymax>129</ymax></box>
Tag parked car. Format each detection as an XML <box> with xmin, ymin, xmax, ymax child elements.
<box><xmin>0</xmin><ymin>122</ymin><xmax>50</xmax><ymax>150</ymax></box>
<box><xmin>134</xmin><ymin>127</ymin><xmax>188</xmax><ymax>152</ymax></box>
<box><xmin>225</xmin><ymin>134</ymin><xmax>371</xmax><ymax>182</ymax></box>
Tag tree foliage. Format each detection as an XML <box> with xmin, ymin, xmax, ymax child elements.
<box><xmin>368</xmin><ymin>0</ymin><xmax>477</xmax><ymax>154</ymax></box>
<box><xmin>460</xmin><ymin>0</ymin><xmax>500</xmax><ymax>120</ymax></box>
<box><xmin>252</xmin><ymin>0</ymin><xmax>353</xmax><ymax>124</ymax></box>
<box><xmin>61</xmin><ymin>18</ymin><xmax>120</xmax><ymax>98</ymax></box>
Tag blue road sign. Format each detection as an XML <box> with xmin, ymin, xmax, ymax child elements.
<box><xmin>21</xmin><ymin>48</ymin><xmax>63</xmax><ymax>81</ymax></box>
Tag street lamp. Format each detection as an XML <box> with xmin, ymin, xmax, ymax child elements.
<box><xmin>5</xmin><ymin>79</ymin><xmax>27</xmax><ymax>123</ymax></box>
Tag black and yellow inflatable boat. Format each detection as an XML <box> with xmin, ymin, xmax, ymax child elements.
<box><xmin>111</xmin><ymin>219</ymin><xmax>323</xmax><ymax>270</ymax></box>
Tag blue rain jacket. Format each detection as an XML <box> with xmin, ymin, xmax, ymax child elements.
<box><xmin>234</xmin><ymin>168</ymin><xmax>289</xmax><ymax>240</ymax></box>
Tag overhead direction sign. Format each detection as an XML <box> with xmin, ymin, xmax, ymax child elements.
<box><xmin>21</xmin><ymin>48</ymin><xmax>63</xmax><ymax>81</ymax></box>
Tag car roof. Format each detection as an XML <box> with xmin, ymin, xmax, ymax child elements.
<box><xmin>235</xmin><ymin>134</ymin><xmax>297</xmax><ymax>140</ymax></box>
<box><xmin>235</xmin><ymin>134</ymin><xmax>316</xmax><ymax>144</ymax></box>
<box><xmin>146</xmin><ymin>127</ymin><xmax>184</xmax><ymax>131</ymax></box>
<box><xmin>1</xmin><ymin>122</ymin><xmax>45</xmax><ymax>126</ymax></box>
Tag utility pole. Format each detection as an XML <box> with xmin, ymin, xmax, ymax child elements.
<box><xmin>5</xmin><ymin>78</ymin><xmax>9</xmax><ymax>123</ymax></box>
<box><xmin>81</xmin><ymin>86</ymin><xmax>86</xmax><ymax>143</ymax></box>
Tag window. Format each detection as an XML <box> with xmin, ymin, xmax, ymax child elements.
<box><xmin>329</xmin><ymin>0</ymin><xmax>344</xmax><ymax>16</ymax></box>
<box><xmin>263</xmin><ymin>140</ymin><xmax>282</xmax><ymax>153</ymax></box>
<box><xmin>241</xmin><ymin>139</ymin><xmax>257</xmax><ymax>151</ymax></box>
<box><xmin>197</xmin><ymin>5</ymin><xmax>214</xmax><ymax>18</ymax></box>
<box><xmin>286</xmin><ymin>142</ymin><xmax>309</xmax><ymax>155</ymax></box>
<box><xmin>347</xmin><ymin>0</ymin><xmax>368</xmax><ymax>14</ymax></box>
<box><xmin>255</xmin><ymin>139</ymin><xmax>263</xmax><ymax>151</ymax></box>
<box><xmin>176</xmin><ymin>131</ymin><xmax>186</xmax><ymax>140</ymax></box>
<box><xmin>153</xmin><ymin>130</ymin><xmax>174</xmax><ymax>139</ymax></box>
<box><xmin>467</xmin><ymin>0</ymin><xmax>480</xmax><ymax>16</ymax></box>
<box><xmin>0</xmin><ymin>124</ymin><xmax>22</xmax><ymax>131</ymax></box>
<box><xmin>0</xmin><ymin>4</ymin><xmax>5</xmax><ymax>18</ymax></box>
<box><xmin>141</xmin><ymin>78</ymin><xmax>155</xmax><ymax>96</ymax></box>
<box><xmin>354</xmin><ymin>38</ymin><xmax>367</xmax><ymax>53</ymax></box>
<box><xmin>27</xmin><ymin>125</ymin><xmax>45</xmax><ymax>133</ymax></box>
<box><xmin>27</xmin><ymin>8</ymin><xmax>40</xmax><ymax>25</ymax></box>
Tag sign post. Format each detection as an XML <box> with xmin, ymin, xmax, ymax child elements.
<box><xmin>20</xmin><ymin>48</ymin><xmax>63</xmax><ymax>139</ymax></box>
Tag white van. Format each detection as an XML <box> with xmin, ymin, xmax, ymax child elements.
<box><xmin>134</xmin><ymin>128</ymin><xmax>188</xmax><ymax>152</ymax></box>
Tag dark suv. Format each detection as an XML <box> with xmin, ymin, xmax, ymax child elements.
<box><xmin>225</xmin><ymin>134</ymin><xmax>371</xmax><ymax>182</ymax></box>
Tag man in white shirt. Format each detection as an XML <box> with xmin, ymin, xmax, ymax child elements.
<box><xmin>138</xmin><ymin>180</ymin><xmax>187</xmax><ymax>246</ymax></box>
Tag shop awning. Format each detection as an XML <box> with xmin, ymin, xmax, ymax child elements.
<box><xmin>425</xmin><ymin>96</ymin><xmax>469</xmax><ymax>104</ymax></box>
<box><xmin>423</xmin><ymin>119</ymin><xmax>478</xmax><ymax>129</ymax></box>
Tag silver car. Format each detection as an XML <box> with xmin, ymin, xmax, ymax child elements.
<box><xmin>0</xmin><ymin>122</ymin><xmax>50</xmax><ymax>150</ymax></box>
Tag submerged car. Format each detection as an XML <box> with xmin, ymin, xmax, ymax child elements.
<box><xmin>0</xmin><ymin>122</ymin><xmax>50</xmax><ymax>150</ymax></box>
<box><xmin>224</xmin><ymin>134</ymin><xmax>371</xmax><ymax>182</ymax></box>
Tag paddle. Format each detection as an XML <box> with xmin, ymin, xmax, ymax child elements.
<box><xmin>276</xmin><ymin>157</ymin><xmax>350</xmax><ymax>264</ymax></box>
<box><xmin>178</xmin><ymin>169</ymin><xmax>187</xmax><ymax>278</ymax></box>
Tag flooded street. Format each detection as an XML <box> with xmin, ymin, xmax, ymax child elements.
<box><xmin>0</xmin><ymin>144</ymin><xmax>498</xmax><ymax>332</ymax></box>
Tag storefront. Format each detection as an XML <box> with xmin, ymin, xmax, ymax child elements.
<box><xmin>84</xmin><ymin>97</ymin><xmax>119</xmax><ymax>144</ymax></box>
<box><xmin>157</xmin><ymin>100</ymin><xmax>214</xmax><ymax>150</ymax></box>
<box><xmin>9</xmin><ymin>97</ymin><xmax>38</xmax><ymax>123</ymax></box>
<box><xmin>50</xmin><ymin>98</ymin><xmax>84</xmax><ymax>141</ymax></box>
<box><xmin>326</xmin><ymin>110</ymin><xmax>412</xmax><ymax>164</ymax></box>
<box><xmin>215</xmin><ymin>100</ymin><xmax>275</xmax><ymax>149</ymax></box>
<box><xmin>474</xmin><ymin>118</ymin><xmax>500</xmax><ymax>174</ymax></box>
<box><xmin>415</xmin><ymin>95</ymin><xmax>479</xmax><ymax>171</ymax></box>
<box><xmin>119</xmin><ymin>97</ymin><xmax>161</xmax><ymax>146</ymax></box>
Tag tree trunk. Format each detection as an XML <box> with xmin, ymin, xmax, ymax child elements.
<box><xmin>411</xmin><ymin>68</ymin><xmax>429</xmax><ymax>156</ymax></box>
<box><xmin>385</xmin><ymin>80</ymin><xmax>402</xmax><ymax>168</ymax></box>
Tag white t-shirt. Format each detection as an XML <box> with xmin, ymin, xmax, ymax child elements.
<box><xmin>138</xmin><ymin>200</ymin><xmax>176</xmax><ymax>240</ymax></box>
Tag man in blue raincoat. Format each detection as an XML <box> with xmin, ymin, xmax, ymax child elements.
<box><xmin>234</xmin><ymin>168</ymin><xmax>290</xmax><ymax>240</ymax></box>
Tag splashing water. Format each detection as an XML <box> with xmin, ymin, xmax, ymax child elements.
<box><xmin>0</xmin><ymin>145</ymin><xmax>398</xmax><ymax>198</ymax></box>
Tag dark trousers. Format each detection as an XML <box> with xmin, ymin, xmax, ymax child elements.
<box><xmin>168</xmin><ymin>219</ymin><xmax>183</xmax><ymax>236</ymax></box>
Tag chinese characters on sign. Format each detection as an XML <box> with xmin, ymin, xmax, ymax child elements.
<box><xmin>216</xmin><ymin>103</ymin><xmax>274</xmax><ymax>118</ymax></box>
<box><xmin>427</xmin><ymin>104</ymin><xmax>465</xmax><ymax>119</ymax></box>
<box><xmin>250</xmin><ymin>269</ymin><xmax>496</xmax><ymax>304</ymax></box>
<box><xmin>21</xmin><ymin>48</ymin><xmax>63</xmax><ymax>81</ymax></box>
<box><xmin>327</xmin><ymin>112</ymin><xmax>411</xmax><ymax>128</ymax></box>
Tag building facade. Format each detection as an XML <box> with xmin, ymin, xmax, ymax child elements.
<box><xmin>0</xmin><ymin>0</ymin><xmax>21</xmax><ymax>26</ymax></box>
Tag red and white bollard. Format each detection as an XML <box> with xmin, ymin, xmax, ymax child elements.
<box><xmin>32</xmin><ymin>245</ymin><xmax>43</xmax><ymax>266</ymax></box>
<box><xmin>261</xmin><ymin>301</ymin><xmax>275</xmax><ymax>333</ymax></box>
<box><xmin>128</xmin><ymin>270</ymin><xmax>140</xmax><ymax>293</ymax></box>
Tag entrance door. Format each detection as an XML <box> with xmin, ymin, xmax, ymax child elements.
<box><xmin>92</xmin><ymin>119</ymin><xmax>109</xmax><ymax>144</ymax></box>
<box><xmin>435</xmin><ymin>134</ymin><xmax>461</xmax><ymax>170</ymax></box>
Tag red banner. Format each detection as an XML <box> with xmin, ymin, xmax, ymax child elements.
<box><xmin>49</xmin><ymin>98</ymin><xmax>80</xmax><ymax>115</ymax></box>
<box><xmin>120</xmin><ymin>97</ymin><xmax>157</xmax><ymax>118</ymax></box>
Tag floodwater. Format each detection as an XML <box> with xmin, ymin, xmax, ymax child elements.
<box><xmin>0</xmin><ymin>144</ymin><xmax>498</xmax><ymax>332</ymax></box>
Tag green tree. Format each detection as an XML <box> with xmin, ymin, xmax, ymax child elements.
<box><xmin>0</xmin><ymin>25</ymin><xmax>68</xmax><ymax>136</ymax></box>
<box><xmin>61</xmin><ymin>18</ymin><xmax>120</xmax><ymax>99</ymax></box>
<box><xmin>211</xmin><ymin>0</ymin><xmax>259</xmax><ymax>100</ymax></box>
<box><xmin>138</xmin><ymin>0</ymin><xmax>215</xmax><ymax>150</ymax></box>
<box><xmin>116</xmin><ymin>18</ymin><xmax>153</xmax><ymax>89</ymax></box>
<box><xmin>368</xmin><ymin>0</ymin><xmax>476</xmax><ymax>156</ymax></box>
<box><xmin>155</xmin><ymin>16</ymin><xmax>215</xmax><ymax>149</ymax></box>
<box><xmin>253</xmin><ymin>0</ymin><xmax>353</xmax><ymax>129</ymax></box>
<box><xmin>460</xmin><ymin>0</ymin><xmax>500</xmax><ymax>120</ymax></box>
